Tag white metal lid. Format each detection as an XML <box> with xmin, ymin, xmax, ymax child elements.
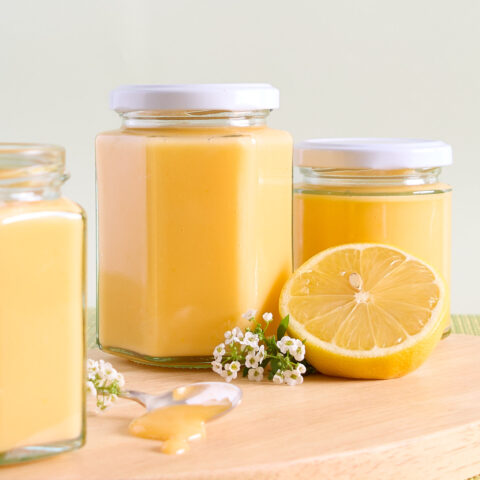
<box><xmin>110</xmin><ymin>83</ymin><xmax>279</xmax><ymax>113</ymax></box>
<box><xmin>294</xmin><ymin>138</ymin><xmax>453</xmax><ymax>169</ymax></box>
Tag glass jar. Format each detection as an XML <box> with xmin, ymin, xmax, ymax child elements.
<box><xmin>294</xmin><ymin>138</ymin><xmax>452</xmax><ymax>332</ymax></box>
<box><xmin>96</xmin><ymin>84</ymin><xmax>293</xmax><ymax>367</ymax></box>
<box><xmin>0</xmin><ymin>144</ymin><xmax>86</xmax><ymax>465</ymax></box>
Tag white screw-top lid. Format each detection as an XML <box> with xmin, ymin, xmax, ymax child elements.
<box><xmin>294</xmin><ymin>138</ymin><xmax>453</xmax><ymax>169</ymax></box>
<box><xmin>110</xmin><ymin>83</ymin><xmax>279</xmax><ymax>113</ymax></box>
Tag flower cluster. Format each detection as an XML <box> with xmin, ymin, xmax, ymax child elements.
<box><xmin>86</xmin><ymin>359</ymin><xmax>125</xmax><ymax>410</ymax></box>
<box><xmin>212</xmin><ymin>310</ymin><xmax>309</xmax><ymax>386</ymax></box>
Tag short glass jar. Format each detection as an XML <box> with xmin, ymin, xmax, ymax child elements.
<box><xmin>96</xmin><ymin>84</ymin><xmax>293</xmax><ymax>367</ymax></box>
<box><xmin>0</xmin><ymin>144</ymin><xmax>86</xmax><ymax>465</ymax></box>
<box><xmin>294</xmin><ymin>138</ymin><xmax>452</xmax><ymax>330</ymax></box>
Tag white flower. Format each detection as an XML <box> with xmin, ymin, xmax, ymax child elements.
<box><xmin>248</xmin><ymin>366</ymin><xmax>264</xmax><ymax>382</ymax></box>
<box><xmin>103</xmin><ymin>362</ymin><xmax>119</xmax><ymax>383</ymax></box>
<box><xmin>284</xmin><ymin>369</ymin><xmax>304</xmax><ymax>386</ymax></box>
<box><xmin>272</xmin><ymin>373</ymin><xmax>284</xmax><ymax>384</ymax></box>
<box><xmin>222</xmin><ymin>363</ymin><xmax>238</xmax><ymax>383</ymax></box>
<box><xmin>255</xmin><ymin>345</ymin><xmax>266</xmax><ymax>363</ymax></box>
<box><xmin>241</xmin><ymin>309</ymin><xmax>257</xmax><ymax>320</ymax></box>
<box><xmin>297</xmin><ymin>363</ymin><xmax>307</xmax><ymax>374</ymax></box>
<box><xmin>242</xmin><ymin>331</ymin><xmax>259</xmax><ymax>349</ymax></box>
<box><xmin>291</xmin><ymin>341</ymin><xmax>306</xmax><ymax>362</ymax></box>
<box><xmin>231</xmin><ymin>327</ymin><xmax>244</xmax><ymax>341</ymax></box>
<box><xmin>224</xmin><ymin>330</ymin><xmax>234</xmax><ymax>344</ymax></box>
<box><xmin>213</xmin><ymin>342</ymin><xmax>226</xmax><ymax>359</ymax></box>
<box><xmin>211</xmin><ymin>360</ymin><xmax>223</xmax><ymax>374</ymax></box>
<box><xmin>277</xmin><ymin>336</ymin><xmax>296</xmax><ymax>355</ymax></box>
<box><xmin>116</xmin><ymin>373</ymin><xmax>125</xmax><ymax>388</ymax></box>
<box><xmin>86</xmin><ymin>380</ymin><xmax>97</xmax><ymax>396</ymax></box>
<box><xmin>86</xmin><ymin>358</ymin><xmax>125</xmax><ymax>409</ymax></box>
<box><xmin>225</xmin><ymin>327</ymin><xmax>244</xmax><ymax>345</ymax></box>
<box><xmin>229</xmin><ymin>361</ymin><xmax>241</xmax><ymax>373</ymax></box>
<box><xmin>262</xmin><ymin>312</ymin><xmax>273</xmax><ymax>322</ymax></box>
<box><xmin>245</xmin><ymin>351</ymin><xmax>259</xmax><ymax>369</ymax></box>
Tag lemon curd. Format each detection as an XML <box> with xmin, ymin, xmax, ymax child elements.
<box><xmin>293</xmin><ymin>139</ymin><xmax>452</xmax><ymax>330</ymax></box>
<box><xmin>0</xmin><ymin>145</ymin><xmax>86</xmax><ymax>465</ymax></box>
<box><xmin>96</xmin><ymin>84</ymin><xmax>292</xmax><ymax>366</ymax></box>
<box><xmin>129</xmin><ymin>402</ymin><xmax>231</xmax><ymax>455</ymax></box>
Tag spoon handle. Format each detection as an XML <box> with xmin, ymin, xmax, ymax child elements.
<box><xmin>118</xmin><ymin>390</ymin><xmax>150</xmax><ymax>408</ymax></box>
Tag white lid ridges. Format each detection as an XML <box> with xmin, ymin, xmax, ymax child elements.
<box><xmin>110</xmin><ymin>84</ymin><xmax>279</xmax><ymax>112</ymax></box>
<box><xmin>294</xmin><ymin>138</ymin><xmax>453</xmax><ymax>169</ymax></box>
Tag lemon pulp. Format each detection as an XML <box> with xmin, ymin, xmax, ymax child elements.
<box><xmin>280</xmin><ymin>243</ymin><xmax>447</xmax><ymax>379</ymax></box>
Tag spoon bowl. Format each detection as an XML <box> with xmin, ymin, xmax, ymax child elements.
<box><xmin>120</xmin><ymin>382</ymin><xmax>242</xmax><ymax>420</ymax></box>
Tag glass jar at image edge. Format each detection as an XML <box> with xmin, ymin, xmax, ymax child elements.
<box><xmin>96</xmin><ymin>84</ymin><xmax>293</xmax><ymax>367</ymax></box>
<box><xmin>0</xmin><ymin>144</ymin><xmax>86</xmax><ymax>465</ymax></box>
<box><xmin>293</xmin><ymin>138</ymin><xmax>452</xmax><ymax>333</ymax></box>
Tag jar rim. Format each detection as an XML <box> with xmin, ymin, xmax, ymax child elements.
<box><xmin>0</xmin><ymin>143</ymin><xmax>66</xmax><ymax>186</ymax></box>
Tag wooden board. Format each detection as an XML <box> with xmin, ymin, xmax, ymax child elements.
<box><xmin>2</xmin><ymin>334</ymin><xmax>480</xmax><ymax>480</ymax></box>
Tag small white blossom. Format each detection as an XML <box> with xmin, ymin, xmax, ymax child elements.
<box><xmin>231</xmin><ymin>327</ymin><xmax>244</xmax><ymax>340</ymax></box>
<box><xmin>297</xmin><ymin>363</ymin><xmax>307</xmax><ymax>374</ymax></box>
<box><xmin>255</xmin><ymin>345</ymin><xmax>266</xmax><ymax>363</ymax></box>
<box><xmin>225</xmin><ymin>327</ymin><xmax>244</xmax><ymax>345</ymax></box>
<box><xmin>229</xmin><ymin>361</ymin><xmax>241</xmax><ymax>373</ymax></box>
<box><xmin>86</xmin><ymin>380</ymin><xmax>97</xmax><ymax>396</ymax></box>
<box><xmin>284</xmin><ymin>369</ymin><xmax>304</xmax><ymax>386</ymax></box>
<box><xmin>224</xmin><ymin>330</ymin><xmax>233</xmax><ymax>344</ymax></box>
<box><xmin>242</xmin><ymin>331</ymin><xmax>259</xmax><ymax>349</ymax></box>
<box><xmin>222</xmin><ymin>363</ymin><xmax>238</xmax><ymax>382</ymax></box>
<box><xmin>277</xmin><ymin>336</ymin><xmax>295</xmax><ymax>355</ymax></box>
<box><xmin>213</xmin><ymin>342</ymin><xmax>226</xmax><ymax>359</ymax></box>
<box><xmin>241</xmin><ymin>309</ymin><xmax>257</xmax><ymax>320</ymax></box>
<box><xmin>103</xmin><ymin>362</ymin><xmax>119</xmax><ymax>382</ymax></box>
<box><xmin>245</xmin><ymin>351</ymin><xmax>259</xmax><ymax>369</ymax></box>
<box><xmin>262</xmin><ymin>312</ymin><xmax>273</xmax><ymax>322</ymax></box>
<box><xmin>248</xmin><ymin>366</ymin><xmax>264</xmax><ymax>382</ymax></box>
<box><xmin>86</xmin><ymin>358</ymin><xmax>124</xmax><ymax>410</ymax></box>
<box><xmin>117</xmin><ymin>373</ymin><xmax>125</xmax><ymax>388</ymax></box>
<box><xmin>291</xmin><ymin>341</ymin><xmax>306</xmax><ymax>362</ymax></box>
<box><xmin>211</xmin><ymin>360</ymin><xmax>223</xmax><ymax>374</ymax></box>
<box><xmin>272</xmin><ymin>373</ymin><xmax>284</xmax><ymax>384</ymax></box>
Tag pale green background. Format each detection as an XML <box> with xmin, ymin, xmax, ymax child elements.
<box><xmin>0</xmin><ymin>0</ymin><xmax>478</xmax><ymax>311</ymax></box>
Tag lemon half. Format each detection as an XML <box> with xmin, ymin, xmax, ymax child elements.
<box><xmin>279</xmin><ymin>243</ymin><xmax>448</xmax><ymax>379</ymax></box>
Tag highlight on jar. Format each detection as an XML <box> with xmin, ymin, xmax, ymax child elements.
<box><xmin>96</xmin><ymin>84</ymin><xmax>293</xmax><ymax>367</ymax></box>
<box><xmin>0</xmin><ymin>144</ymin><xmax>86</xmax><ymax>465</ymax></box>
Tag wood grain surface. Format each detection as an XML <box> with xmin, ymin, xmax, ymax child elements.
<box><xmin>2</xmin><ymin>334</ymin><xmax>480</xmax><ymax>480</ymax></box>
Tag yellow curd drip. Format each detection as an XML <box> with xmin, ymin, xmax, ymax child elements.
<box><xmin>128</xmin><ymin>401</ymin><xmax>231</xmax><ymax>455</ymax></box>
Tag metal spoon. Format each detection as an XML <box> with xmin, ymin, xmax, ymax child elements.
<box><xmin>119</xmin><ymin>382</ymin><xmax>242</xmax><ymax>416</ymax></box>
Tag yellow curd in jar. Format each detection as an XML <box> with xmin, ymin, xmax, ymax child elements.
<box><xmin>293</xmin><ymin>139</ymin><xmax>453</xmax><ymax>330</ymax></box>
<box><xmin>96</xmin><ymin>123</ymin><xmax>292</xmax><ymax>362</ymax></box>
<box><xmin>0</xmin><ymin>198</ymin><xmax>85</xmax><ymax>455</ymax></box>
<box><xmin>294</xmin><ymin>182</ymin><xmax>452</xmax><ymax>285</ymax></box>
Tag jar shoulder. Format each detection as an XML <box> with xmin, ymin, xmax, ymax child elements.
<box><xmin>0</xmin><ymin>197</ymin><xmax>86</xmax><ymax>221</ymax></box>
<box><xmin>96</xmin><ymin>126</ymin><xmax>292</xmax><ymax>144</ymax></box>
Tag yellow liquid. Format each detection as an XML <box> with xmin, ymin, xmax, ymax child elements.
<box><xmin>0</xmin><ymin>198</ymin><xmax>85</xmax><ymax>453</ymax></box>
<box><xmin>96</xmin><ymin>126</ymin><xmax>292</xmax><ymax>360</ymax></box>
<box><xmin>294</xmin><ymin>184</ymin><xmax>452</xmax><ymax>318</ymax></box>
<box><xmin>128</xmin><ymin>402</ymin><xmax>231</xmax><ymax>455</ymax></box>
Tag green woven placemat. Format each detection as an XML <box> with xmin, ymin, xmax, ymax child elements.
<box><xmin>87</xmin><ymin>311</ymin><xmax>480</xmax><ymax>480</ymax></box>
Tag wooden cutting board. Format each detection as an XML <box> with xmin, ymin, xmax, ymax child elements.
<box><xmin>2</xmin><ymin>334</ymin><xmax>480</xmax><ymax>480</ymax></box>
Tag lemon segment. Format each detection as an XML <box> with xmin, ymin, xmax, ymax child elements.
<box><xmin>279</xmin><ymin>243</ymin><xmax>448</xmax><ymax>379</ymax></box>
